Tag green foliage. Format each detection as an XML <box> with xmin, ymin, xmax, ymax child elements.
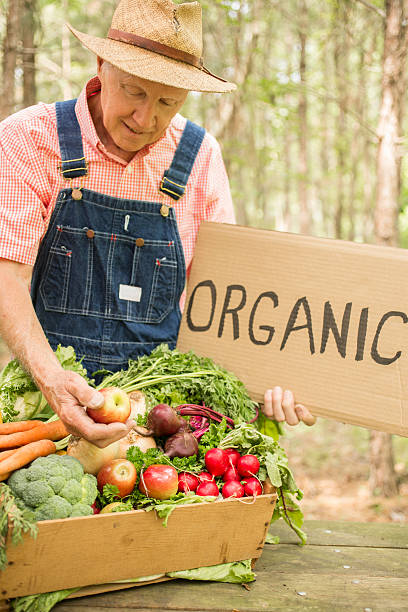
<box><xmin>0</xmin><ymin>483</ymin><xmax>38</xmax><ymax>572</ymax></box>
<box><xmin>99</xmin><ymin>343</ymin><xmax>258</xmax><ymax>423</ymax></box>
<box><xmin>0</xmin><ymin>345</ymin><xmax>91</xmax><ymax>422</ymax></box>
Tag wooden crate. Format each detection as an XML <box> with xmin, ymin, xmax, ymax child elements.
<box><xmin>1</xmin><ymin>493</ymin><xmax>277</xmax><ymax>600</ymax></box>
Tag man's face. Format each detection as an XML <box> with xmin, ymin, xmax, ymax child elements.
<box><xmin>97</xmin><ymin>59</ymin><xmax>189</xmax><ymax>156</ymax></box>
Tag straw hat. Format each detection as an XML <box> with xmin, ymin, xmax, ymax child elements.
<box><xmin>67</xmin><ymin>0</ymin><xmax>236</xmax><ymax>93</ymax></box>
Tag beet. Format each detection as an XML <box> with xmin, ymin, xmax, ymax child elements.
<box><xmin>146</xmin><ymin>404</ymin><xmax>181</xmax><ymax>437</ymax></box>
<box><xmin>164</xmin><ymin>431</ymin><xmax>199</xmax><ymax>458</ymax></box>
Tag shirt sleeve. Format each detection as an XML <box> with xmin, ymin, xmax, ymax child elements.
<box><xmin>0</xmin><ymin>121</ymin><xmax>51</xmax><ymax>266</ymax></box>
<box><xmin>203</xmin><ymin>134</ymin><xmax>236</xmax><ymax>225</ymax></box>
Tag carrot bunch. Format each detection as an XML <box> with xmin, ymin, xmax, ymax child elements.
<box><xmin>0</xmin><ymin>419</ymin><xmax>69</xmax><ymax>481</ymax></box>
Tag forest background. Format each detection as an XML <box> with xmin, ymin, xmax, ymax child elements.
<box><xmin>1</xmin><ymin>0</ymin><xmax>408</xmax><ymax>523</ymax></box>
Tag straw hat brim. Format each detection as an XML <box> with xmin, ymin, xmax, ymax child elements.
<box><xmin>67</xmin><ymin>24</ymin><xmax>236</xmax><ymax>93</ymax></box>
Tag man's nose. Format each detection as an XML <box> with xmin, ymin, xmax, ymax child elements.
<box><xmin>132</xmin><ymin>101</ymin><xmax>156</xmax><ymax>130</ymax></box>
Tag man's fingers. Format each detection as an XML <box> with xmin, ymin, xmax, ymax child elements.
<box><xmin>263</xmin><ymin>388</ymin><xmax>273</xmax><ymax>417</ymax></box>
<box><xmin>69</xmin><ymin>376</ymin><xmax>104</xmax><ymax>409</ymax></box>
<box><xmin>295</xmin><ymin>404</ymin><xmax>317</xmax><ymax>426</ymax></box>
<box><xmin>281</xmin><ymin>389</ymin><xmax>299</xmax><ymax>426</ymax></box>
<box><xmin>272</xmin><ymin>386</ymin><xmax>285</xmax><ymax>422</ymax></box>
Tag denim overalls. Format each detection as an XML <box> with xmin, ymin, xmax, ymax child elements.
<box><xmin>30</xmin><ymin>99</ymin><xmax>205</xmax><ymax>376</ymax></box>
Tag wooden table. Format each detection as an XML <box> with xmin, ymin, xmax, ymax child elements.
<box><xmin>54</xmin><ymin>520</ymin><xmax>408</xmax><ymax>611</ymax></box>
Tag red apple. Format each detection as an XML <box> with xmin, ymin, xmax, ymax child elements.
<box><xmin>87</xmin><ymin>386</ymin><xmax>131</xmax><ymax>424</ymax></box>
<box><xmin>139</xmin><ymin>464</ymin><xmax>178</xmax><ymax>500</ymax></box>
<box><xmin>97</xmin><ymin>459</ymin><xmax>137</xmax><ymax>498</ymax></box>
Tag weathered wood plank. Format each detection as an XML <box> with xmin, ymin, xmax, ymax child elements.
<box><xmin>54</xmin><ymin>575</ymin><xmax>408</xmax><ymax>611</ymax></box>
<box><xmin>270</xmin><ymin>519</ymin><xmax>408</xmax><ymax>548</ymax></box>
<box><xmin>54</xmin><ymin>538</ymin><xmax>408</xmax><ymax>611</ymax></box>
<box><xmin>258</xmin><ymin>543</ymin><xmax>408</xmax><ymax>577</ymax></box>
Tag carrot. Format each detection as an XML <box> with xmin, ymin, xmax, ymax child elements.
<box><xmin>0</xmin><ymin>472</ymin><xmax>10</xmax><ymax>481</ymax></box>
<box><xmin>0</xmin><ymin>420</ymin><xmax>68</xmax><ymax>449</ymax></box>
<box><xmin>0</xmin><ymin>449</ymin><xmax>18</xmax><ymax>463</ymax></box>
<box><xmin>0</xmin><ymin>439</ymin><xmax>56</xmax><ymax>476</ymax></box>
<box><xmin>0</xmin><ymin>420</ymin><xmax>43</xmax><ymax>435</ymax></box>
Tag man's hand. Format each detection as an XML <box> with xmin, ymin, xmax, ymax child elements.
<box><xmin>262</xmin><ymin>386</ymin><xmax>316</xmax><ymax>426</ymax></box>
<box><xmin>40</xmin><ymin>369</ymin><xmax>133</xmax><ymax>448</ymax></box>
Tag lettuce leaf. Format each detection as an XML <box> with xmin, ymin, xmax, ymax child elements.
<box><xmin>0</xmin><ymin>345</ymin><xmax>91</xmax><ymax>422</ymax></box>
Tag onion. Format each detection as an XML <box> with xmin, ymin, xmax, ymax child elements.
<box><xmin>67</xmin><ymin>425</ymin><xmax>156</xmax><ymax>475</ymax></box>
<box><xmin>164</xmin><ymin>431</ymin><xmax>198</xmax><ymax>459</ymax></box>
<box><xmin>128</xmin><ymin>391</ymin><xmax>147</xmax><ymax>420</ymax></box>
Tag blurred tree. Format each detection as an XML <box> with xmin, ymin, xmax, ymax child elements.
<box><xmin>370</xmin><ymin>0</ymin><xmax>408</xmax><ymax>497</ymax></box>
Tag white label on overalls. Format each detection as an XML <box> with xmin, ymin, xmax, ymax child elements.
<box><xmin>119</xmin><ymin>284</ymin><xmax>142</xmax><ymax>302</ymax></box>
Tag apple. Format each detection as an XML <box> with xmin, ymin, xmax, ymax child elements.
<box><xmin>87</xmin><ymin>386</ymin><xmax>131</xmax><ymax>424</ymax></box>
<box><xmin>97</xmin><ymin>459</ymin><xmax>137</xmax><ymax>497</ymax></box>
<box><xmin>139</xmin><ymin>464</ymin><xmax>178</xmax><ymax>500</ymax></box>
<box><xmin>99</xmin><ymin>501</ymin><xmax>130</xmax><ymax>514</ymax></box>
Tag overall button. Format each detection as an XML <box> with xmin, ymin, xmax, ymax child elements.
<box><xmin>135</xmin><ymin>238</ymin><xmax>144</xmax><ymax>247</ymax></box>
<box><xmin>160</xmin><ymin>204</ymin><xmax>170</xmax><ymax>217</ymax></box>
<box><xmin>86</xmin><ymin>229</ymin><xmax>95</xmax><ymax>239</ymax></box>
<box><xmin>72</xmin><ymin>188</ymin><xmax>83</xmax><ymax>200</ymax></box>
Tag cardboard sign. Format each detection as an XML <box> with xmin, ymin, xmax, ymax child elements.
<box><xmin>177</xmin><ymin>222</ymin><xmax>408</xmax><ymax>437</ymax></box>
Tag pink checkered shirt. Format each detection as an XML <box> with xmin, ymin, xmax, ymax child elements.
<box><xmin>0</xmin><ymin>76</ymin><xmax>235</xmax><ymax>275</ymax></box>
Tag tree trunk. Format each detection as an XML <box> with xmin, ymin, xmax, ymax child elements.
<box><xmin>371</xmin><ymin>0</ymin><xmax>408</xmax><ymax>497</ymax></box>
<box><xmin>1</xmin><ymin>0</ymin><xmax>21</xmax><ymax>119</ymax></box>
<box><xmin>298</xmin><ymin>0</ymin><xmax>309</xmax><ymax>235</ymax></box>
<box><xmin>22</xmin><ymin>0</ymin><xmax>36</xmax><ymax>108</ymax></box>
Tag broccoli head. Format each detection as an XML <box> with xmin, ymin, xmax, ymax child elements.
<box><xmin>7</xmin><ymin>454</ymin><xmax>97</xmax><ymax>521</ymax></box>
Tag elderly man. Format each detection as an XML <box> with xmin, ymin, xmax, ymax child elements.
<box><xmin>0</xmin><ymin>0</ymin><xmax>315</xmax><ymax>446</ymax></box>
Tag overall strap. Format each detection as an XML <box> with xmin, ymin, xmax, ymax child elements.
<box><xmin>55</xmin><ymin>99</ymin><xmax>88</xmax><ymax>179</ymax></box>
<box><xmin>160</xmin><ymin>120</ymin><xmax>205</xmax><ymax>201</ymax></box>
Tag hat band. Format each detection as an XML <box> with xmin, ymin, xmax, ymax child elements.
<box><xmin>108</xmin><ymin>28</ymin><xmax>202</xmax><ymax>68</ymax></box>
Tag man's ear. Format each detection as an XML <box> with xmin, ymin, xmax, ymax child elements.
<box><xmin>96</xmin><ymin>56</ymin><xmax>104</xmax><ymax>76</ymax></box>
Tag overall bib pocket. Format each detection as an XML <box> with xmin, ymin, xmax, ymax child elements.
<box><xmin>39</xmin><ymin>226</ymin><xmax>179</xmax><ymax>323</ymax></box>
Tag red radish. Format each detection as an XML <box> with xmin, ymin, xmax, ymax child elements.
<box><xmin>237</xmin><ymin>454</ymin><xmax>260</xmax><ymax>478</ymax></box>
<box><xmin>196</xmin><ymin>480</ymin><xmax>219</xmax><ymax>496</ymax></box>
<box><xmin>178</xmin><ymin>472</ymin><xmax>199</xmax><ymax>493</ymax></box>
<box><xmin>225</xmin><ymin>448</ymin><xmax>240</xmax><ymax>467</ymax></box>
<box><xmin>138</xmin><ymin>464</ymin><xmax>178</xmax><ymax>500</ymax></box>
<box><xmin>205</xmin><ymin>448</ymin><xmax>229</xmax><ymax>476</ymax></box>
<box><xmin>222</xmin><ymin>480</ymin><xmax>244</xmax><ymax>499</ymax></box>
<box><xmin>223</xmin><ymin>466</ymin><xmax>240</xmax><ymax>482</ymax></box>
<box><xmin>197</xmin><ymin>471</ymin><xmax>213</xmax><ymax>483</ymax></box>
<box><xmin>242</xmin><ymin>477</ymin><xmax>263</xmax><ymax>497</ymax></box>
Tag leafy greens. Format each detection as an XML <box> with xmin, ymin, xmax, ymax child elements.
<box><xmin>0</xmin><ymin>345</ymin><xmax>91</xmax><ymax>422</ymax></box>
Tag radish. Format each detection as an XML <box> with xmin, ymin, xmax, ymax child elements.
<box><xmin>178</xmin><ymin>472</ymin><xmax>199</xmax><ymax>493</ymax></box>
<box><xmin>196</xmin><ymin>480</ymin><xmax>219</xmax><ymax>496</ymax></box>
<box><xmin>222</xmin><ymin>480</ymin><xmax>244</xmax><ymax>499</ymax></box>
<box><xmin>222</xmin><ymin>466</ymin><xmax>240</xmax><ymax>482</ymax></box>
<box><xmin>197</xmin><ymin>471</ymin><xmax>213</xmax><ymax>483</ymax></box>
<box><xmin>225</xmin><ymin>448</ymin><xmax>240</xmax><ymax>467</ymax></box>
<box><xmin>237</xmin><ymin>454</ymin><xmax>260</xmax><ymax>478</ymax></box>
<box><xmin>205</xmin><ymin>448</ymin><xmax>229</xmax><ymax>477</ymax></box>
<box><xmin>242</xmin><ymin>477</ymin><xmax>263</xmax><ymax>497</ymax></box>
